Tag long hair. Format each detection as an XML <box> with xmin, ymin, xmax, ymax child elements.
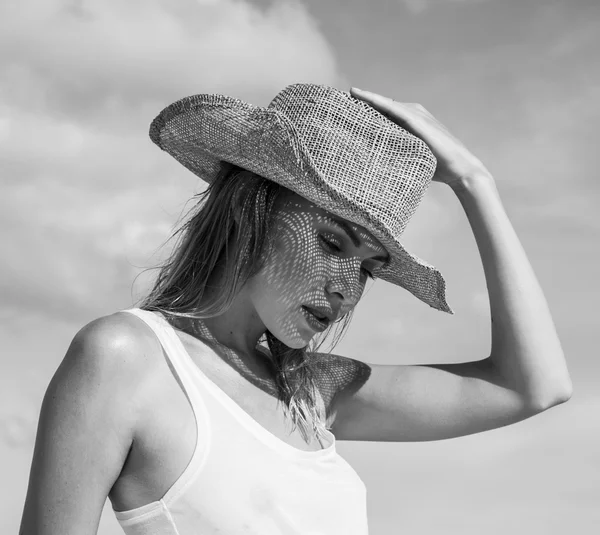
<box><xmin>138</xmin><ymin>162</ymin><xmax>355</xmax><ymax>445</ymax></box>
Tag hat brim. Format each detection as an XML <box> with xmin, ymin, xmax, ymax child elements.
<box><xmin>150</xmin><ymin>94</ymin><xmax>453</xmax><ymax>314</ymax></box>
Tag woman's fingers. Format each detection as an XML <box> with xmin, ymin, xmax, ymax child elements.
<box><xmin>351</xmin><ymin>87</ymin><xmax>453</xmax><ymax>143</ymax></box>
<box><xmin>348</xmin><ymin>86</ymin><xmax>490</xmax><ymax>187</ymax></box>
<box><xmin>350</xmin><ymin>87</ymin><xmax>400</xmax><ymax>122</ymax></box>
<box><xmin>351</xmin><ymin>87</ymin><xmax>402</xmax><ymax>115</ymax></box>
<box><xmin>350</xmin><ymin>87</ymin><xmax>393</xmax><ymax>106</ymax></box>
<box><xmin>350</xmin><ymin>88</ymin><xmax>431</xmax><ymax>131</ymax></box>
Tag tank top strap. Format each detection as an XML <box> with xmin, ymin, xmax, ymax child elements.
<box><xmin>119</xmin><ymin>307</ymin><xmax>212</xmax><ymax>508</ymax></box>
<box><xmin>120</xmin><ymin>308</ymin><xmax>205</xmax><ymax>411</ymax></box>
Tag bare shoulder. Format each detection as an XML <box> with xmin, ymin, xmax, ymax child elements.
<box><xmin>63</xmin><ymin>310</ymin><xmax>172</xmax><ymax>423</ymax></box>
<box><xmin>72</xmin><ymin>310</ymin><xmax>159</xmax><ymax>363</ymax></box>
<box><xmin>19</xmin><ymin>310</ymin><xmax>165</xmax><ymax>535</ymax></box>
<box><xmin>55</xmin><ymin>312</ymin><xmax>162</xmax><ymax>400</ymax></box>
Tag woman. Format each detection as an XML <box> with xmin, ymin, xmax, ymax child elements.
<box><xmin>20</xmin><ymin>84</ymin><xmax>572</xmax><ymax>535</ymax></box>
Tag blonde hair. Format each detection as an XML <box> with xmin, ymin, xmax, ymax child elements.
<box><xmin>139</xmin><ymin>162</ymin><xmax>354</xmax><ymax>444</ymax></box>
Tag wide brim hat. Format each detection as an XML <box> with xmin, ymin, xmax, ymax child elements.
<box><xmin>149</xmin><ymin>83</ymin><xmax>453</xmax><ymax>314</ymax></box>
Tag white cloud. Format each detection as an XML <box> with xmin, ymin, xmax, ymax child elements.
<box><xmin>401</xmin><ymin>0</ymin><xmax>491</xmax><ymax>15</ymax></box>
<box><xmin>0</xmin><ymin>0</ymin><xmax>342</xmax><ymax>320</ymax></box>
<box><xmin>0</xmin><ymin>0</ymin><xmax>341</xmax><ymax>121</ymax></box>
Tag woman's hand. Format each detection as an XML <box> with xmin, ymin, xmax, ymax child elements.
<box><xmin>350</xmin><ymin>87</ymin><xmax>493</xmax><ymax>191</ymax></box>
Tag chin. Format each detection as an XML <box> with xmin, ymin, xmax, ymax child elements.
<box><xmin>265</xmin><ymin>320</ymin><xmax>313</xmax><ymax>350</ymax></box>
<box><xmin>286</xmin><ymin>337</ymin><xmax>311</xmax><ymax>350</ymax></box>
<box><xmin>269</xmin><ymin>330</ymin><xmax>311</xmax><ymax>350</ymax></box>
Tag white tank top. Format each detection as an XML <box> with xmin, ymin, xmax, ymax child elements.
<box><xmin>113</xmin><ymin>308</ymin><xmax>369</xmax><ymax>535</ymax></box>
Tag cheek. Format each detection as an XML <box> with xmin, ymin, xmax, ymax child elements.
<box><xmin>247</xmin><ymin>238</ymin><xmax>321</xmax><ymax>331</ymax></box>
<box><xmin>263</xmin><ymin>231</ymin><xmax>326</xmax><ymax>290</ymax></box>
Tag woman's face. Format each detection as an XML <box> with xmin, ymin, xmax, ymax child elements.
<box><xmin>246</xmin><ymin>191</ymin><xmax>390</xmax><ymax>348</ymax></box>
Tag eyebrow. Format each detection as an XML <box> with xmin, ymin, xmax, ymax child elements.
<box><xmin>325</xmin><ymin>216</ymin><xmax>391</xmax><ymax>266</ymax></box>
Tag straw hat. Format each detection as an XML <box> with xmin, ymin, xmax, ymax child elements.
<box><xmin>149</xmin><ymin>83</ymin><xmax>452</xmax><ymax>314</ymax></box>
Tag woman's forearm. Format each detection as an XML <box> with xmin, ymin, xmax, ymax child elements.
<box><xmin>452</xmin><ymin>174</ymin><xmax>572</xmax><ymax>409</ymax></box>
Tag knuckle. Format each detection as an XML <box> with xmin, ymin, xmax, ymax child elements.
<box><xmin>405</xmin><ymin>102</ymin><xmax>426</xmax><ymax>112</ymax></box>
<box><xmin>379</xmin><ymin>95</ymin><xmax>395</xmax><ymax>108</ymax></box>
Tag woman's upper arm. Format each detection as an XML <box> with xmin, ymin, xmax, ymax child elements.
<box><xmin>19</xmin><ymin>313</ymin><xmax>147</xmax><ymax>535</ymax></box>
<box><xmin>329</xmin><ymin>357</ymin><xmax>543</xmax><ymax>442</ymax></box>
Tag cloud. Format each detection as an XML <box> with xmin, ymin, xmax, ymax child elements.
<box><xmin>0</xmin><ymin>0</ymin><xmax>341</xmax><ymax>122</ymax></box>
<box><xmin>0</xmin><ymin>0</ymin><xmax>343</xmax><ymax>322</ymax></box>
<box><xmin>400</xmin><ymin>0</ymin><xmax>491</xmax><ymax>15</ymax></box>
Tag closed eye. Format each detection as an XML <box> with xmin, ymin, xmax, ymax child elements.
<box><xmin>318</xmin><ymin>234</ymin><xmax>375</xmax><ymax>280</ymax></box>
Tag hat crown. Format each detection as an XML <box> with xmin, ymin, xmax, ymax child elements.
<box><xmin>267</xmin><ymin>84</ymin><xmax>437</xmax><ymax>238</ymax></box>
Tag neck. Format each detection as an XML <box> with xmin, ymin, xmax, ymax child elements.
<box><xmin>171</xmin><ymin>313</ymin><xmax>277</xmax><ymax>383</ymax></box>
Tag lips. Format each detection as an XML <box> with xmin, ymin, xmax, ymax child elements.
<box><xmin>302</xmin><ymin>305</ymin><xmax>333</xmax><ymax>324</ymax></box>
<box><xmin>301</xmin><ymin>306</ymin><xmax>330</xmax><ymax>331</ymax></box>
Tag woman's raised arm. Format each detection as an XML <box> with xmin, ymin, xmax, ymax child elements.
<box><xmin>350</xmin><ymin>87</ymin><xmax>572</xmax><ymax>406</ymax></box>
<box><xmin>314</xmin><ymin>89</ymin><xmax>573</xmax><ymax>444</ymax></box>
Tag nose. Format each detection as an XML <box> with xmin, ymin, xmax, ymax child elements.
<box><xmin>324</xmin><ymin>259</ymin><xmax>364</xmax><ymax>306</ymax></box>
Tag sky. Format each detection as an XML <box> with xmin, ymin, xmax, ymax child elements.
<box><xmin>2</xmin><ymin>0</ymin><xmax>599</xmax><ymax>533</ymax></box>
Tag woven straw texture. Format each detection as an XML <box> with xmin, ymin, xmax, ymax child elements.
<box><xmin>150</xmin><ymin>83</ymin><xmax>452</xmax><ymax>313</ymax></box>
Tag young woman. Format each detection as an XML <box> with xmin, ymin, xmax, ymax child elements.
<box><xmin>19</xmin><ymin>84</ymin><xmax>572</xmax><ymax>535</ymax></box>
